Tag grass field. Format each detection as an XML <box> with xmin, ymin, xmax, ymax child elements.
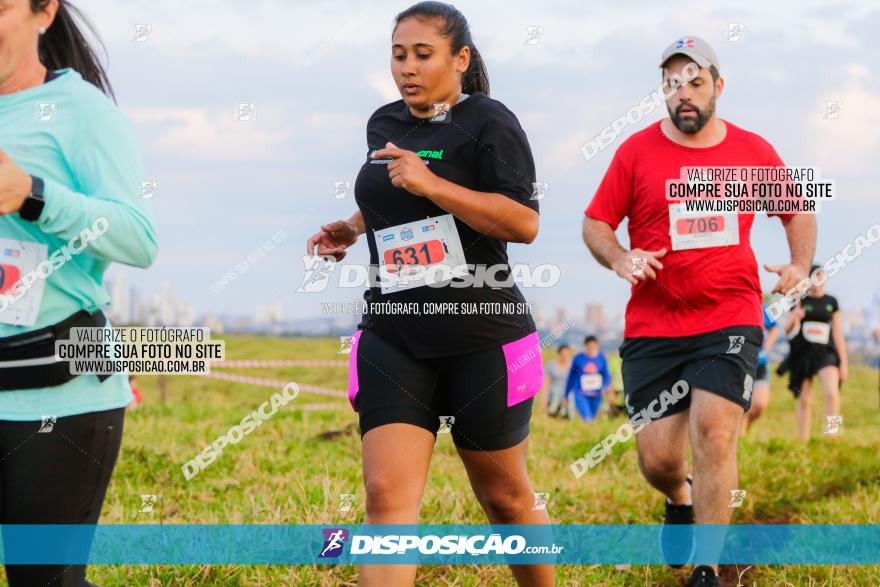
<box><xmin>12</xmin><ymin>335</ymin><xmax>878</xmax><ymax>586</ymax></box>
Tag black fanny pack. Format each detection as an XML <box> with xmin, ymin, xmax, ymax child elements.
<box><xmin>0</xmin><ymin>310</ymin><xmax>110</xmax><ymax>391</ymax></box>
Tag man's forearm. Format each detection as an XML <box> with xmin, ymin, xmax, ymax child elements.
<box><xmin>582</xmin><ymin>216</ymin><xmax>626</xmax><ymax>270</ymax></box>
<box><xmin>783</xmin><ymin>214</ymin><xmax>816</xmax><ymax>269</ymax></box>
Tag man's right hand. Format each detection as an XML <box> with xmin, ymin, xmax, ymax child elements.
<box><xmin>306</xmin><ymin>220</ymin><xmax>359</xmax><ymax>261</ymax></box>
<box><xmin>611</xmin><ymin>248</ymin><xmax>667</xmax><ymax>285</ymax></box>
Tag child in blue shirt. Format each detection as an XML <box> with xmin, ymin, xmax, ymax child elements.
<box><xmin>566</xmin><ymin>335</ymin><xmax>611</xmax><ymax>421</ymax></box>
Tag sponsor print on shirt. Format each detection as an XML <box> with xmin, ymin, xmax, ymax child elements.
<box><xmin>370</xmin><ymin>147</ymin><xmax>445</xmax><ymax>165</ymax></box>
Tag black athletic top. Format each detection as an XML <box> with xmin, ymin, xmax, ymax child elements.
<box><xmin>793</xmin><ymin>294</ymin><xmax>839</xmax><ymax>349</ymax></box>
<box><xmin>778</xmin><ymin>293</ymin><xmax>840</xmax><ymax>392</ymax></box>
<box><xmin>354</xmin><ymin>92</ymin><xmax>538</xmax><ymax>359</ymax></box>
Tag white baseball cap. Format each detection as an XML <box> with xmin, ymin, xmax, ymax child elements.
<box><xmin>659</xmin><ymin>36</ymin><xmax>720</xmax><ymax>72</ymax></box>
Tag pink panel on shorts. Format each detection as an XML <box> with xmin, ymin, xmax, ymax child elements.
<box><xmin>501</xmin><ymin>331</ymin><xmax>544</xmax><ymax>407</ymax></box>
<box><xmin>347</xmin><ymin>329</ymin><xmax>364</xmax><ymax>412</ymax></box>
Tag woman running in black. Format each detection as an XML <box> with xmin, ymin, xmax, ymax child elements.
<box><xmin>778</xmin><ymin>265</ymin><xmax>848</xmax><ymax>440</ymax></box>
<box><xmin>306</xmin><ymin>3</ymin><xmax>550</xmax><ymax>585</ymax></box>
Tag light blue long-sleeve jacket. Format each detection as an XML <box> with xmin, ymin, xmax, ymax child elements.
<box><xmin>0</xmin><ymin>68</ymin><xmax>157</xmax><ymax>420</ymax></box>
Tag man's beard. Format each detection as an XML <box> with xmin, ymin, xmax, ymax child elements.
<box><xmin>669</xmin><ymin>96</ymin><xmax>715</xmax><ymax>134</ymax></box>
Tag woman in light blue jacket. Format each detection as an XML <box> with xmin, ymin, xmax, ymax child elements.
<box><xmin>0</xmin><ymin>1</ymin><xmax>157</xmax><ymax>585</ymax></box>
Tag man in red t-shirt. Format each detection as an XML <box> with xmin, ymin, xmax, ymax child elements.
<box><xmin>582</xmin><ymin>36</ymin><xmax>816</xmax><ymax>583</ymax></box>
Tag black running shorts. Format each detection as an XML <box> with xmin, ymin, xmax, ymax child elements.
<box><xmin>787</xmin><ymin>347</ymin><xmax>840</xmax><ymax>396</ymax></box>
<box><xmin>347</xmin><ymin>328</ymin><xmax>543</xmax><ymax>451</ymax></box>
<box><xmin>619</xmin><ymin>326</ymin><xmax>762</xmax><ymax>419</ymax></box>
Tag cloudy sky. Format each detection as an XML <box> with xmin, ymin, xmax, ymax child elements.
<box><xmin>79</xmin><ymin>0</ymin><xmax>880</xmax><ymax>322</ymax></box>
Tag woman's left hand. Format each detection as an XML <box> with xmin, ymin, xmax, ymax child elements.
<box><xmin>0</xmin><ymin>149</ymin><xmax>33</xmax><ymax>215</ymax></box>
<box><xmin>372</xmin><ymin>142</ymin><xmax>439</xmax><ymax>197</ymax></box>
<box><xmin>839</xmin><ymin>362</ymin><xmax>848</xmax><ymax>383</ymax></box>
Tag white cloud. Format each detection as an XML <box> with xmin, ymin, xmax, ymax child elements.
<box><xmin>808</xmin><ymin>63</ymin><xmax>880</xmax><ymax>174</ymax></box>
<box><xmin>304</xmin><ymin>112</ymin><xmax>364</xmax><ymax>130</ymax></box>
<box><xmin>126</xmin><ymin>107</ymin><xmax>289</xmax><ymax>162</ymax></box>
<box><xmin>365</xmin><ymin>70</ymin><xmax>400</xmax><ymax>102</ymax></box>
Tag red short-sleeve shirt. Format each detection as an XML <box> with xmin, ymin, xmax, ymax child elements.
<box><xmin>585</xmin><ymin>120</ymin><xmax>794</xmax><ymax>338</ymax></box>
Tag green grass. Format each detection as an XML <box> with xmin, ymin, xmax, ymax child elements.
<box><xmin>9</xmin><ymin>335</ymin><xmax>880</xmax><ymax>586</ymax></box>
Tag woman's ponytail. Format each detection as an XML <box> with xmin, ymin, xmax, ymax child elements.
<box><xmin>33</xmin><ymin>0</ymin><xmax>114</xmax><ymax>100</ymax></box>
<box><xmin>461</xmin><ymin>43</ymin><xmax>489</xmax><ymax>95</ymax></box>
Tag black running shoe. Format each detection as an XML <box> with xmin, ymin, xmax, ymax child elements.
<box><xmin>659</xmin><ymin>474</ymin><xmax>694</xmax><ymax>568</ymax></box>
<box><xmin>686</xmin><ymin>565</ymin><xmax>720</xmax><ymax>586</ymax></box>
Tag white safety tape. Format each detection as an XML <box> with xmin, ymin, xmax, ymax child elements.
<box><xmin>212</xmin><ymin>360</ymin><xmax>347</xmax><ymax>368</ymax></box>
<box><xmin>191</xmin><ymin>370</ymin><xmax>347</xmax><ymax>399</ymax></box>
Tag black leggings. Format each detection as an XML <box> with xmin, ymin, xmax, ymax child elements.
<box><xmin>0</xmin><ymin>407</ymin><xmax>124</xmax><ymax>586</ymax></box>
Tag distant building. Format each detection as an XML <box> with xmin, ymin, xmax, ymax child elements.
<box><xmin>584</xmin><ymin>303</ymin><xmax>607</xmax><ymax>333</ymax></box>
<box><xmin>554</xmin><ymin>306</ymin><xmax>567</xmax><ymax>329</ymax></box>
<box><xmin>254</xmin><ymin>303</ymin><xmax>283</xmax><ymax>334</ymax></box>
<box><xmin>204</xmin><ymin>315</ymin><xmax>224</xmax><ymax>335</ymax></box>
<box><xmin>107</xmin><ymin>272</ymin><xmax>130</xmax><ymax>324</ymax></box>
<box><xmin>531</xmin><ymin>300</ymin><xmax>545</xmax><ymax>330</ymax></box>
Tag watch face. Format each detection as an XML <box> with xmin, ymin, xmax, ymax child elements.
<box><xmin>30</xmin><ymin>175</ymin><xmax>45</xmax><ymax>198</ymax></box>
<box><xmin>20</xmin><ymin>195</ymin><xmax>45</xmax><ymax>221</ymax></box>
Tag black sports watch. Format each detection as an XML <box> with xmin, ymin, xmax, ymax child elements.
<box><xmin>19</xmin><ymin>175</ymin><xmax>46</xmax><ymax>222</ymax></box>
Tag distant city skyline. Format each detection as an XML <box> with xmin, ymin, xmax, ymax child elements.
<box><xmin>106</xmin><ymin>274</ymin><xmax>880</xmax><ymax>360</ymax></box>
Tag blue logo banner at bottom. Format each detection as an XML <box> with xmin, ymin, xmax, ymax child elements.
<box><xmin>0</xmin><ymin>524</ymin><xmax>878</xmax><ymax>565</ymax></box>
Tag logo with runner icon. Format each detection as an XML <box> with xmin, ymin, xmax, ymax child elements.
<box><xmin>139</xmin><ymin>494</ymin><xmax>158</xmax><ymax>513</ymax></box>
<box><xmin>523</xmin><ymin>26</ymin><xmax>544</xmax><ymax>46</ymax></box>
<box><xmin>337</xmin><ymin>494</ymin><xmax>356</xmax><ymax>512</ymax></box>
<box><xmin>824</xmin><ymin>415</ymin><xmax>843</xmax><ymax>435</ymax></box>
<box><xmin>139</xmin><ymin>181</ymin><xmax>158</xmax><ymax>199</ymax></box>
<box><xmin>332</xmin><ymin>181</ymin><xmax>350</xmax><ymax>200</ymax></box>
<box><xmin>530</xmin><ymin>182</ymin><xmax>548</xmax><ymax>201</ymax></box>
<box><xmin>297</xmin><ymin>255</ymin><xmax>337</xmax><ymax>293</ymax></box>
<box><xmin>726</xmin><ymin>336</ymin><xmax>745</xmax><ymax>354</ymax></box>
<box><xmin>532</xmin><ymin>492</ymin><xmax>550</xmax><ymax>510</ymax></box>
<box><xmin>319</xmin><ymin>528</ymin><xmax>349</xmax><ymax>558</ymax></box>
<box><xmin>630</xmin><ymin>257</ymin><xmax>647</xmax><ymax>277</ymax></box>
<box><xmin>37</xmin><ymin>102</ymin><xmax>57</xmax><ymax>122</ymax></box>
<box><xmin>430</xmin><ymin>102</ymin><xmax>452</xmax><ymax>123</ymax></box>
<box><xmin>38</xmin><ymin>416</ymin><xmax>56</xmax><ymax>433</ymax></box>
<box><xmin>438</xmin><ymin>416</ymin><xmax>455</xmax><ymax>433</ymax></box>
<box><xmin>337</xmin><ymin>336</ymin><xmax>354</xmax><ymax>354</ymax></box>
<box><xmin>728</xmin><ymin>489</ymin><xmax>747</xmax><ymax>508</ymax></box>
